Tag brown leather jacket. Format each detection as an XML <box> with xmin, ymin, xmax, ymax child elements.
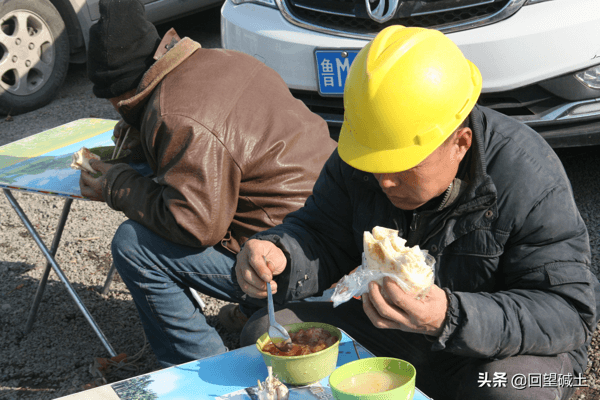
<box><xmin>102</xmin><ymin>32</ymin><xmax>336</xmax><ymax>253</ymax></box>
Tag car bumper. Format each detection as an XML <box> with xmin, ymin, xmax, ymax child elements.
<box><xmin>221</xmin><ymin>0</ymin><xmax>600</xmax><ymax>147</ymax></box>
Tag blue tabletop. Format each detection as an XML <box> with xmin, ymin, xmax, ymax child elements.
<box><xmin>108</xmin><ymin>330</ymin><xmax>432</xmax><ymax>400</ymax></box>
<box><xmin>0</xmin><ymin>119</ymin><xmax>154</xmax><ymax>199</ymax></box>
<box><xmin>0</xmin><ymin>119</ymin><xmax>118</xmax><ymax>199</ymax></box>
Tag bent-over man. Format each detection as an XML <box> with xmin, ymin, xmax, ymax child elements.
<box><xmin>80</xmin><ymin>0</ymin><xmax>337</xmax><ymax>367</ymax></box>
<box><xmin>236</xmin><ymin>25</ymin><xmax>600</xmax><ymax>400</ymax></box>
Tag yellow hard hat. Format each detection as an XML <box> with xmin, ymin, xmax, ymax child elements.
<box><xmin>338</xmin><ymin>25</ymin><xmax>482</xmax><ymax>173</ymax></box>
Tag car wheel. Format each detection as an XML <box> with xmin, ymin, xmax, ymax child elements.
<box><xmin>0</xmin><ymin>0</ymin><xmax>70</xmax><ymax>115</ymax></box>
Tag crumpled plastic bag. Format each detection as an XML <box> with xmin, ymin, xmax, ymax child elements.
<box><xmin>331</xmin><ymin>251</ymin><xmax>436</xmax><ymax>308</ymax></box>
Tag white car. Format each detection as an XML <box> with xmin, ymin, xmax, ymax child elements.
<box><xmin>0</xmin><ymin>0</ymin><xmax>222</xmax><ymax>115</ymax></box>
<box><xmin>221</xmin><ymin>0</ymin><xmax>600</xmax><ymax>147</ymax></box>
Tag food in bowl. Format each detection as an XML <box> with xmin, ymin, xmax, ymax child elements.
<box><xmin>329</xmin><ymin>357</ymin><xmax>416</xmax><ymax>400</ymax></box>
<box><xmin>257</xmin><ymin>322</ymin><xmax>342</xmax><ymax>385</ymax></box>
<box><xmin>336</xmin><ymin>370</ymin><xmax>411</xmax><ymax>394</ymax></box>
<box><xmin>262</xmin><ymin>327</ymin><xmax>339</xmax><ymax>356</ymax></box>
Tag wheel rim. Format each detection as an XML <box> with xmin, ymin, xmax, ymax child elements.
<box><xmin>0</xmin><ymin>9</ymin><xmax>56</xmax><ymax>96</ymax></box>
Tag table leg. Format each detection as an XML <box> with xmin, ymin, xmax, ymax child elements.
<box><xmin>100</xmin><ymin>263</ymin><xmax>117</xmax><ymax>295</ymax></box>
<box><xmin>24</xmin><ymin>197</ymin><xmax>72</xmax><ymax>334</ymax></box>
<box><xmin>3</xmin><ymin>189</ymin><xmax>118</xmax><ymax>358</ymax></box>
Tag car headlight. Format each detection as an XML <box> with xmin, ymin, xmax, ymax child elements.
<box><xmin>230</xmin><ymin>0</ymin><xmax>278</xmax><ymax>8</ymax></box>
<box><xmin>575</xmin><ymin>65</ymin><xmax>600</xmax><ymax>90</ymax></box>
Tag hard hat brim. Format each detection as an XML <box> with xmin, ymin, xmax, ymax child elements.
<box><xmin>338</xmin><ymin>121</ymin><xmax>442</xmax><ymax>173</ymax></box>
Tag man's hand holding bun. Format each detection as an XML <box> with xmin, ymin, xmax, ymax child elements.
<box><xmin>79</xmin><ymin>160</ymin><xmax>114</xmax><ymax>202</ymax></box>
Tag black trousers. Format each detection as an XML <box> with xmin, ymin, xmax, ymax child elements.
<box><xmin>240</xmin><ymin>300</ymin><xmax>577</xmax><ymax>400</ymax></box>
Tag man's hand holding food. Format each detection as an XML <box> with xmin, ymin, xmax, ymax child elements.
<box><xmin>363</xmin><ymin>278</ymin><xmax>448</xmax><ymax>337</ymax></box>
<box><xmin>237</xmin><ymin>238</ymin><xmax>448</xmax><ymax>336</ymax></box>
<box><xmin>79</xmin><ymin>159</ymin><xmax>114</xmax><ymax>202</ymax></box>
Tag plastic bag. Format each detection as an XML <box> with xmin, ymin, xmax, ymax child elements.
<box><xmin>331</xmin><ymin>251</ymin><xmax>436</xmax><ymax>308</ymax></box>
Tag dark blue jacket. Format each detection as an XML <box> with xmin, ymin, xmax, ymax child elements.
<box><xmin>252</xmin><ymin>105</ymin><xmax>599</xmax><ymax>374</ymax></box>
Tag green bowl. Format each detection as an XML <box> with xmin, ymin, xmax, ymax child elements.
<box><xmin>329</xmin><ymin>357</ymin><xmax>416</xmax><ymax>400</ymax></box>
<box><xmin>256</xmin><ymin>322</ymin><xmax>341</xmax><ymax>385</ymax></box>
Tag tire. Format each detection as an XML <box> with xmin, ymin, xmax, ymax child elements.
<box><xmin>0</xmin><ymin>0</ymin><xmax>70</xmax><ymax>115</ymax></box>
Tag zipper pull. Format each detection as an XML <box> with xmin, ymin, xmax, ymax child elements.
<box><xmin>410</xmin><ymin>211</ymin><xmax>419</xmax><ymax>232</ymax></box>
<box><xmin>392</xmin><ymin>218</ymin><xmax>404</xmax><ymax>238</ymax></box>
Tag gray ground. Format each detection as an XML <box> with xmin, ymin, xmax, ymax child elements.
<box><xmin>1</xmin><ymin>6</ymin><xmax>600</xmax><ymax>399</ymax></box>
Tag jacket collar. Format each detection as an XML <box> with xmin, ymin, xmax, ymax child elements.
<box><xmin>116</xmin><ymin>32</ymin><xmax>201</xmax><ymax>123</ymax></box>
<box><xmin>422</xmin><ymin>107</ymin><xmax>499</xmax><ymax>246</ymax></box>
<box><xmin>351</xmin><ymin>105</ymin><xmax>498</xmax><ymax>214</ymax></box>
<box><xmin>454</xmin><ymin>105</ymin><xmax>497</xmax><ymax>214</ymax></box>
<box><xmin>153</xmin><ymin>28</ymin><xmax>181</xmax><ymax>60</ymax></box>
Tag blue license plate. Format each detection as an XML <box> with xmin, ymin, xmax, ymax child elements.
<box><xmin>315</xmin><ymin>50</ymin><xmax>360</xmax><ymax>96</ymax></box>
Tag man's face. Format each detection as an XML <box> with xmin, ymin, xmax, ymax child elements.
<box><xmin>373</xmin><ymin>128</ymin><xmax>472</xmax><ymax>210</ymax></box>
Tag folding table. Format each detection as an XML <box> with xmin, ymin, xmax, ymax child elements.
<box><xmin>55</xmin><ymin>330</ymin><xmax>433</xmax><ymax>400</ymax></box>
<box><xmin>0</xmin><ymin>118</ymin><xmax>124</xmax><ymax>358</ymax></box>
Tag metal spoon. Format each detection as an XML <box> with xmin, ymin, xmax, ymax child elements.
<box><xmin>267</xmin><ymin>281</ymin><xmax>293</xmax><ymax>352</ymax></box>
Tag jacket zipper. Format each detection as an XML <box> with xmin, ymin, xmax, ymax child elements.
<box><xmin>408</xmin><ymin>210</ymin><xmax>446</xmax><ymax>247</ymax></box>
<box><xmin>410</xmin><ymin>210</ymin><xmax>420</xmax><ymax>232</ymax></box>
<box><xmin>407</xmin><ymin>210</ymin><xmax>421</xmax><ymax>246</ymax></box>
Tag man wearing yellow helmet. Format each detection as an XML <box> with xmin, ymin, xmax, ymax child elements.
<box><xmin>234</xmin><ymin>26</ymin><xmax>599</xmax><ymax>400</ymax></box>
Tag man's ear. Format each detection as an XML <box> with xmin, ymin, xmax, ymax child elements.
<box><xmin>454</xmin><ymin>127</ymin><xmax>472</xmax><ymax>163</ymax></box>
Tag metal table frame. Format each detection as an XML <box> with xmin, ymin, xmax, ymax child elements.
<box><xmin>3</xmin><ymin>189</ymin><xmax>117</xmax><ymax>358</ymax></box>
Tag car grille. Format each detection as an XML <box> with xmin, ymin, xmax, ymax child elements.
<box><xmin>283</xmin><ymin>0</ymin><xmax>513</xmax><ymax>35</ymax></box>
<box><xmin>290</xmin><ymin>86</ymin><xmax>570</xmax><ymax>142</ymax></box>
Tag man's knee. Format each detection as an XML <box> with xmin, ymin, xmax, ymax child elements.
<box><xmin>240</xmin><ymin>307</ymin><xmax>268</xmax><ymax>347</ymax></box>
<box><xmin>112</xmin><ymin>219</ymin><xmax>137</xmax><ymax>248</ymax></box>
<box><xmin>240</xmin><ymin>307</ymin><xmax>303</xmax><ymax>347</ymax></box>
<box><xmin>111</xmin><ymin>220</ymin><xmax>145</xmax><ymax>270</ymax></box>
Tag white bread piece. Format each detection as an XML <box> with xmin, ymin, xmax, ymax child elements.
<box><xmin>70</xmin><ymin>147</ymin><xmax>100</xmax><ymax>173</ymax></box>
<box><xmin>364</xmin><ymin>226</ymin><xmax>433</xmax><ymax>296</ymax></box>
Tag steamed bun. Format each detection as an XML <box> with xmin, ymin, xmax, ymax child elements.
<box><xmin>363</xmin><ymin>226</ymin><xmax>434</xmax><ymax>297</ymax></box>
